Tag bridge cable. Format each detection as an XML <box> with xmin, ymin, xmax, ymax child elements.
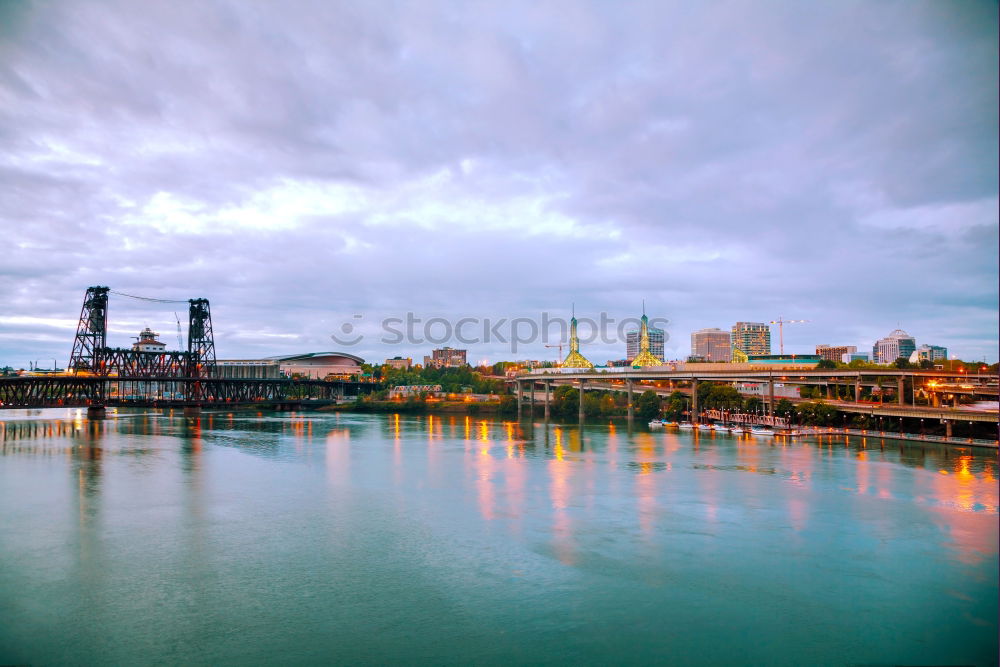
<box><xmin>108</xmin><ymin>290</ymin><xmax>189</xmax><ymax>304</ymax></box>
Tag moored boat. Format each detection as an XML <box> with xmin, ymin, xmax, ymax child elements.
<box><xmin>648</xmin><ymin>419</ymin><xmax>664</xmax><ymax>429</ymax></box>
<box><xmin>750</xmin><ymin>426</ymin><xmax>775</xmax><ymax>437</ymax></box>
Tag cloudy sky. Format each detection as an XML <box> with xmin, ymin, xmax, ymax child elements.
<box><xmin>1</xmin><ymin>0</ymin><xmax>997</xmax><ymax>368</ymax></box>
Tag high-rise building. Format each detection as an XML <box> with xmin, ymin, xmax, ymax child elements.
<box><xmin>872</xmin><ymin>329</ymin><xmax>916</xmax><ymax>364</ymax></box>
<box><xmin>731</xmin><ymin>322</ymin><xmax>771</xmax><ymax>357</ymax></box>
<box><xmin>627</xmin><ymin>327</ymin><xmax>664</xmax><ymax>361</ymax></box>
<box><xmin>691</xmin><ymin>328</ymin><xmax>732</xmax><ymax>362</ymax></box>
<box><xmin>423</xmin><ymin>347</ymin><xmax>467</xmax><ymax>368</ymax></box>
<box><xmin>815</xmin><ymin>344</ymin><xmax>857</xmax><ymax>362</ymax></box>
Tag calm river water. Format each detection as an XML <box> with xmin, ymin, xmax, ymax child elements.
<box><xmin>0</xmin><ymin>409</ymin><xmax>997</xmax><ymax>666</ymax></box>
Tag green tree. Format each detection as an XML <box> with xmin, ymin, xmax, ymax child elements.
<box><xmin>774</xmin><ymin>398</ymin><xmax>794</xmax><ymax>417</ymax></box>
<box><xmin>662</xmin><ymin>391</ymin><xmax>687</xmax><ymax>420</ymax></box>
<box><xmin>816</xmin><ymin>359</ymin><xmax>837</xmax><ymax>369</ymax></box>
<box><xmin>893</xmin><ymin>357</ymin><xmax>912</xmax><ymax>369</ymax></box>
<box><xmin>636</xmin><ymin>390</ymin><xmax>662</xmax><ymax>420</ymax></box>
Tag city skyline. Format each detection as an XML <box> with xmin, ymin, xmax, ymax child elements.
<box><xmin>0</xmin><ymin>1</ymin><xmax>996</xmax><ymax>366</ymax></box>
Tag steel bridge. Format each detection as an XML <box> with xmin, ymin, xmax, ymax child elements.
<box><xmin>0</xmin><ymin>286</ymin><xmax>374</xmax><ymax>413</ymax></box>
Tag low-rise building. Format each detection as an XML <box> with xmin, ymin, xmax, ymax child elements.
<box><xmin>815</xmin><ymin>344</ymin><xmax>857</xmax><ymax>362</ymax></box>
<box><xmin>910</xmin><ymin>344</ymin><xmax>947</xmax><ymax>363</ymax></box>
<box><xmin>384</xmin><ymin>356</ymin><xmax>413</xmax><ymax>370</ymax></box>
<box><xmin>216</xmin><ymin>359</ymin><xmax>282</xmax><ymax>379</ymax></box>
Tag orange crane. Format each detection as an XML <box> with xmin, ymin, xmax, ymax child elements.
<box><xmin>769</xmin><ymin>317</ymin><xmax>809</xmax><ymax>355</ymax></box>
<box><xmin>545</xmin><ymin>343</ymin><xmax>564</xmax><ymax>361</ymax></box>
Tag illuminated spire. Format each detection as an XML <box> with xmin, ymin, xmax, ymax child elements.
<box><xmin>561</xmin><ymin>307</ymin><xmax>593</xmax><ymax>368</ymax></box>
<box><xmin>631</xmin><ymin>307</ymin><xmax>663</xmax><ymax>367</ymax></box>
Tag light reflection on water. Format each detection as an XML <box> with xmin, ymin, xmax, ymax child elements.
<box><xmin>0</xmin><ymin>408</ymin><xmax>997</xmax><ymax>666</ymax></box>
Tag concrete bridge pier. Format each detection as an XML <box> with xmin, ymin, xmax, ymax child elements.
<box><xmin>516</xmin><ymin>380</ymin><xmax>523</xmax><ymax>416</ymax></box>
<box><xmin>86</xmin><ymin>405</ymin><xmax>106</xmax><ymax>419</ymax></box>
<box><xmin>627</xmin><ymin>380</ymin><xmax>634</xmax><ymax>423</ymax></box>
<box><xmin>578</xmin><ymin>379</ymin><xmax>586</xmax><ymax>420</ymax></box>
<box><xmin>691</xmin><ymin>379</ymin><xmax>699</xmax><ymax>423</ymax></box>
<box><xmin>543</xmin><ymin>381</ymin><xmax>551</xmax><ymax>420</ymax></box>
<box><xmin>529</xmin><ymin>381</ymin><xmax>535</xmax><ymax>417</ymax></box>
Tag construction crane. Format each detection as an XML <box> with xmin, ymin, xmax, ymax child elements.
<box><xmin>545</xmin><ymin>343</ymin><xmax>564</xmax><ymax>361</ymax></box>
<box><xmin>175</xmin><ymin>313</ymin><xmax>184</xmax><ymax>351</ymax></box>
<box><xmin>769</xmin><ymin>317</ymin><xmax>809</xmax><ymax>355</ymax></box>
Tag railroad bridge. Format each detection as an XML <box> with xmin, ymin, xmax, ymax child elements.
<box><xmin>0</xmin><ymin>287</ymin><xmax>373</xmax><ymax>415</ymax></box>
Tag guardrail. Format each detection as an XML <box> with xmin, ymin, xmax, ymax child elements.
<box><xmin>789</xmin><ymin>426</ymin><xmax>998</xmax><ymax>449</ymax></box>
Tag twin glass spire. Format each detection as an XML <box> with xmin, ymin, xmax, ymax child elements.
<box><xmin>560</xmin><ymin>303</ymin><xmax>663</xmax><ymax>368</ymax></box>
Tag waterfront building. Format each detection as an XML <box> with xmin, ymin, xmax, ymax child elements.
<box><xmin>631</xmin><ymin>312</ymin><xmax>663</xmax><ymax>367</ymax></box>
<box><xmin>627</xmin><ymin>327</ymin><xmax>664</xmax><ymax>360</ymax></box>
<box><xmin>424</xmin><ymin>347</ymin><xmax>467</xmax><ymax>368</ymax></box>
<box><xmin>731</xmin><ymin>322</ymin><xmax>771</xmax><ymax>358</ymax></box>
<box><xmin>561</xmin><ymin>311</ymin><xmax>593</xmax><ymax>368</ymax></box>
<box><xmin>216</xmin><ymin>359</ymin><xmax>282</xmax><ymax>379</ymax></box>
<box><xmin>747</xmin><ymin>354</ymin><xmax>821</xmax><ymax>367</ymax></box>
<box><xmin>389</xmin><ymin>384</ymin><xmax>443</xmax><ymax>398</ymax></box>
<box><xmin>872</xmin><ymin>329</ymin><xmax>916</xmax><ymax>364</ymax></box>
<box><xmin>910</xmin><ymin>344</ymin><xmax>947</xmax><ymax>363</ymax></box>
<box><xmin>132</xmin><ymin>327</ymin><xmax>167</xmax><ymax>353</ymax></box>
<box><xmin>384</xmin><ymin>356</ymin><xmax>412</xmax><ymax>370</ymax></box>
<box><xmin>691</xmin><ymin>328</ymin><xmax>732</xmax><ymax>362</ymax></box>
<box><xmin>815</xmin><ymin>344</ymin><xmax>857</xmax><ymax>362</ymax></box>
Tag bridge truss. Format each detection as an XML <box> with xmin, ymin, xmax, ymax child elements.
<box><xmin>0</xmin><ymin>376</ymin><xmax>373</xmax><ymax>409</ymax></box>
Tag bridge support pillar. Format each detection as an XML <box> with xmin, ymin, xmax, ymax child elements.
<box><xmin>627</xmin><ymin>380</ymin><xmax>634</xmax><ymax>423</ymax></box>
<box><xmin>86</xmin><ymin>405</ymin><xmax>106</xmax><ymax>419</ymax></box>
<box><xmin>578</xmin><ymin>379</ymin><xmax>586</xmax><ymax>420</ymax></box>
<box><xmin>544</xmin><ymin>381</ymin><xmax>550</xmax><ymax>420</ymax></box>
<box><xmin>184</xmin><ymin>405</ymin><xmax>202</xmax><ymax>418</ymax></box>
<box><xmin>691</xmin><ymin>379</ymin><xmax>699</xmax><ymax>424</ymax></box>
<box><xmin>767</xmin><ymin>379</ymin><xmax>774</xmax><ymax>419</ymax></box>
<box><xmin>529</xmin><ymin>381</ymin><xmax>534</xmax><ymax>417</ymax></box>
<box><xmin>897</xmin><ymin>377</ymin><xmax>905</xmax><ymax>405</ymax></box>
<box><xmin>854</xmin><ymin>380</ymin><xmax>861</xmax><ymax>403</ymax></box>
<box><xmin>516</xmin><ymin>381</ymin><xmax>523</xmax><ymax>416</ymax></box>
<box><xmin>944</xmin><ymin>419</ymin><xmax>953</xmax><ymax>439</ymax></box>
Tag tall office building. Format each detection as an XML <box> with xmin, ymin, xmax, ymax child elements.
<box><xmin>626</xmin><ymin>327</ymin><xmax>664</xmax><ymax>361</ymax></box>
<box><xmin>691</xmin><ymin>328</ymin><xmax>732</xmax><ymax>362</ymax></box>
<box><xmin>872</xmin><ymin>329</ymin><xmax>916</xmax><ymax>364</ymax></box>
<box><xmin>731</xmin><ymin>322</ymin><xmax>771</xmax><ymax>357</ymax></box>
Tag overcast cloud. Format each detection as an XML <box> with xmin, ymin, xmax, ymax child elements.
<box><xmin>1</xmin><ymin>0</ymin><xmax>997</xmax><ymax>367</ymax></box>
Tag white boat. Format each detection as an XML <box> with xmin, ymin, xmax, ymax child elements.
<box><xmin>648</xmin><ymin>419</ymin><xmax>664</xmax><ymax>429</ymax></box>
<box><xmin>664</xmin><ymin>421</ymin><xmax>680</xmax><ymax>428</ymax></box>
<box><xmin>697</xmin><ymin>423</ymin><xmax>714</xmax><ymax>431</ymax></box>
<box><xmin>750</xmin><ymin>426</ymin><xmax>775</xmax><ymax>437</ymax></box>
<box><xmin>678</xmin><ymin>422</ymin><xmax>695</xmax><ymax>430</ymax></box>
<box><xmin>710</xmin><ymin>423</ymin><xmax>725</xmax><ymax>431</ymax></box>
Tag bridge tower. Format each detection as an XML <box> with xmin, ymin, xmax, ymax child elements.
<box><xmin>187</xmin><ymin>298</ymin><xmax>216</xmax><ymax>377</ymax></box>
<box><xmin>69</xmin><ymin>286</ymin><xmax>109</xmax><ymax>373</ymax></box>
